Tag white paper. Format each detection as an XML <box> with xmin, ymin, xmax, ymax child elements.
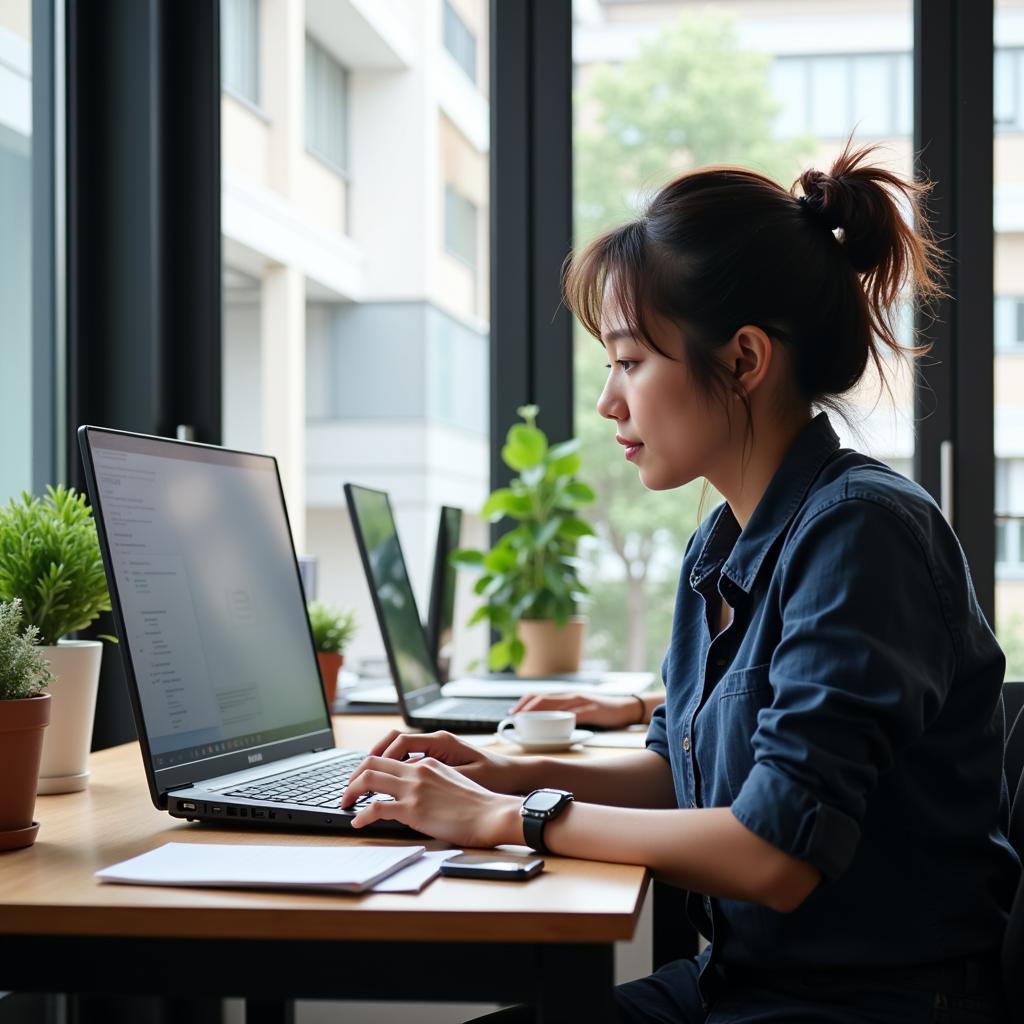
<box><xmin>96</xmin><ymin>842</ymin><xmax>425</xmax><ymax>894</ymax></box>
<box><xmin>370</xmin><ymin>849</ymin><xmax>462</xmax><ymax>892</ymax></box>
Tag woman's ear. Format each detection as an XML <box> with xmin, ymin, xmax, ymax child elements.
<box><xmin>725</xmin><ymin>325</ymin><xmax>774</xmax><ymax>398</ymax></box>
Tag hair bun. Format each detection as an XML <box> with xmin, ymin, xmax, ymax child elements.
<box><xmin>797</xmin><ymin>150</ymin><xmax>908</xmax><ymax>275</ymax></box>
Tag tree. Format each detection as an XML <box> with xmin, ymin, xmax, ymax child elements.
<box><xmin>573</xmin><ymin>10</ymin><xmax>813</xmax><ymax>671</ymax></box>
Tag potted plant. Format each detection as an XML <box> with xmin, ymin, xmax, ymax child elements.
<box><xmin>453</xmin><ymin>405</ymin><xmax>596</xmax><ymax>675</ymax></box>
<box><xmin>307</xmin><ymin>602</ymin><xmax>357</xmax><ymax>708</ymax></box>
<box><xmin>0</xmin><ymin>486</ymin><xmax>112</xmax><ymax>795</ymax></box>
<box><xmin>0</xmin><ymin>599</ymin><xmax>53</xmax><ymax>850</ymax></box>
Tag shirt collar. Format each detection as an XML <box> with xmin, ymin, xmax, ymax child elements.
<box><xmin>689</xmin><ymin>412</ymin><xmax>841</xmax><ymax>597</ymax></box>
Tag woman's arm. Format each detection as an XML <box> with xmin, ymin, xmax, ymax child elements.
<box><xmin>342</xmin><ymin>755</ymin><xmax>821</xmax><ymax>913</ymax></box>
<box><xmin>362</xmin><ymin>729</ymin><xmax>677</xmax><ymax>808</ymax></box>
<box><xmin>513</xmin><ymin>748</ymin><xmax>677</xmax><ymax>808</ymax></box>
<box><xmin>509</xmin><ymin>691</ymin><xmax>665</xmax><ymax>729</ymax></box>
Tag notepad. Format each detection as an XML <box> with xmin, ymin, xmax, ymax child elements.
<box><xmin>96</xmin><ymin>843</ymin><xmax>427</xmax><ymax>894</ymax></box>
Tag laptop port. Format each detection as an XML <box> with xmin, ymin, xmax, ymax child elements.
<box><xmin>238</xmin><ymin>807</ymin><xmax>248</xmax><ymax>818</ymax></box>
<box><xmin>181</xmin><ymin>801</ymin><xmax>196</xmax><ymax>812</ymax></box>
<box><xmin>267</xmin><ymin>811</ymin><xmax>276</xmax><ymax>820</ymax></box>
<box><xmin>211</xmin><ymin>806</ymin><xmax>224</xmax><ymax>815</ymax></box>
<box><xmin>227</xmin><ymin>806</ymin><xmax>237</xmax><ymax>817</ymax></box>
<box><xmin>251</xmin><ymin>808</ymin><xmax>265</xmax><ymax>819</ymax></box>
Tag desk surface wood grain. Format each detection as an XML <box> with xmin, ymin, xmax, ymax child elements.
<box><xmin>0</xmin><ymin>716</ymin><xmax>648</xmax><ymax>944</ymax></box>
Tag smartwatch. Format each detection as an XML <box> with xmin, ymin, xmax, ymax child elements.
<box><xmin>520</xmin><ymin>788</ymin><xmax>574</xmax><ymax>854</ymax></box>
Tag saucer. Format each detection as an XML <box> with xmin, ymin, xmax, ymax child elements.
<box><xmin>501</xmin><ymin>729</ymin><xmax>594</xmax><ymax>752</ymax></box>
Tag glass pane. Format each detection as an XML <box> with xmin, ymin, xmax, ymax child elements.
<box><xmin>221</xmin><ymin>0</ymin><xmax>260</xmax><ymax>106</ymax></box>
<box><xmin>996</xmin><ymin>3</ymin><xmax>1024</xmax><ymax>678</ymax></box>
<box><xmin>222</xmin><ymin>1</ymin><xmax>491</xmax><ymax>678</ymax></box>
<box><xmin>0</xmin><ymin>1</ymin><xmax>33</xmax><ymax>499</ymax></box>
<box><xmin>573</xmin><ymin>2</ymin><xmax>913</xmax><ymax>673</ymax></box>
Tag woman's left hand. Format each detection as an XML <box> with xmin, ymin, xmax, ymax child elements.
<box><xmin>339</xmin><ymin>755</ymin><xmax>524</xmax><ymax>848</ymax></box>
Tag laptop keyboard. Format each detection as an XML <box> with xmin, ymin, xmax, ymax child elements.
<box><xmin>224</xmin><ymin>752</ymin><xmax>367</xmax><ymax>808</ymax></box>
<box><xmin>427</xmin><ymin>697</ymin><xmax>510</xmax><ymax>721</ymax></box>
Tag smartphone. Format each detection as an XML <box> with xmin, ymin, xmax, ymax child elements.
<box><xmin>439</xmin><ymin>853</ymin><xmax>544</xmax><ymax>881</ymax></box>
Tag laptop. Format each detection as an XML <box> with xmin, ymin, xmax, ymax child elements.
<box><xmin>426</xmin><ymin>504</ymin><xmax>463</xmax><ymax>684</ymax></box>
<box><xmin>78</xmin><ymin>426</ymin><xmax>410</xmax><ymax>833</ymax></box>
<box><xmin>344</xmin><ymin>484</ymin><xmax>515</xmax><ymax>732</ymax></box>
<box><xmin>423</xmin><ymin>505</ymin><xmax>656</xmax><ymax>702</ymax></box>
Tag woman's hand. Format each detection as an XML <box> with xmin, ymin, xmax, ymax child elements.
<box><xmin>509</xmin><ymin>693</ymin><xmax>645</xmax><ymax>730</ymax></box>
<box><xmin>339</xmin><ymin>754</ymin><xmax>523</xmax><ymax>847</ymax></box>
<box><xmin>362</xmin><ymin>728</ymin><xmax>530</xmax><ymax>794</ymax></box>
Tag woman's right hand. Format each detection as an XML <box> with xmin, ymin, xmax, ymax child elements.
<box><xmin>509</xmin><ymin>693</ymin><xmax>646</xmax><ymax>730</ymax></box>
<box><xmin>365</xmin><ymin>728</ymin><xmax>529</xmax><ymax>795</ymax></box>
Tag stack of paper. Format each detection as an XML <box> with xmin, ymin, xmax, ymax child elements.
<box><xmin>96</xmin><ymin>843</ymin><xmax>460</xmax><ymax>894</ymax></box>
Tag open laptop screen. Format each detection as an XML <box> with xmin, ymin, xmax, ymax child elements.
<box><xmin>82</xmin><ymin>429</ymin><xmax>329</xmax><ymax>775</ymax></box>
<box><xmin>426</xmin><ymin>505</ymin><xmax>462</xmax><ymax>682</ymax></box>
<box><xmin>345</xmin><ymin>485</ymin><xmax>440</xmax><ymax>702</ymax></box>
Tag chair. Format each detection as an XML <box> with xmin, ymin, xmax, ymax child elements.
<box><xmin>1003</xmin><ymin>681</ymin><xmax>1024</xmax><ymax>1023</ymax></box>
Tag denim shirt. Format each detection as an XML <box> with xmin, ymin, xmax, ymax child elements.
<box><xmin>646</xmin><ymin>412</ymin><xmax>1020</xmax><ymax>977</ymax></box>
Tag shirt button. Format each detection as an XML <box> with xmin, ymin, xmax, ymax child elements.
<box><xmin>682</xmin><ymin>736</ymin><xmax>691</xmax><ymax>752</ymax></box>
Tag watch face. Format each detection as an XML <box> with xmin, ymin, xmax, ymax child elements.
<box><xmin>527</xmin><ymin>790</ymin><xmax>565</xmax><ymax>814</ymax></box>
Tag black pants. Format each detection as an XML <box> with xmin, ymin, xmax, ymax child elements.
<box><xmin>464</xmin><ymin>955</ymin><xmax>1008</xmax><ymax>1024</ymax></box>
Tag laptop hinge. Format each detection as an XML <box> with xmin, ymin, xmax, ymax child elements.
<box><xmin>313</xmin><ymin>746</ymin><xmax>331</xmax><ymax>752</ymax></box>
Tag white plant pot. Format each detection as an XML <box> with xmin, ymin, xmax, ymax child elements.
<box><xmin>37</xmin><ymin>640</ymin><xmax>103</xmax><ymax>794</ymax></box>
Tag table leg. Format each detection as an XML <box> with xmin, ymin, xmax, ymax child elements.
<box><xmin>244</xmin><ymin>999</ymin><xmax>294</xmax><ymax>1024</ymax></box>
<box><xmin>535</xmin><ymin>944</ymin><xmax>615</xmax><ymax>1024</ymax></box>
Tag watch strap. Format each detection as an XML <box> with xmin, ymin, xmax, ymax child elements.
<box><xmin>522</xmin><ymin>812</ymin><xmax>550</xmax><ymax>855</ymax></box>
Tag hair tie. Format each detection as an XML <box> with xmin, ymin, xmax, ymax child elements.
<box><xmin>798</xmin><ymin>193</ymin><xmax>842</xmax><ymax>233</ymax></box>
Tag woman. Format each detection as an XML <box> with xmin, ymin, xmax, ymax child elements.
<box><xmin>341</xmin><ymin>144</ymin><xmax>1019</xmax><ymax>1022</ymax></box>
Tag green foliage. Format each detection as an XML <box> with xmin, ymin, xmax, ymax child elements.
<box><xmin>0</xmin><ymin>486</ymin><xmax>112</xmax><ymax>646</ymax></box>
<box><xmin>572</xmin><ymin>10</ymin><xmax>812</xmax><ymax>671</ymax></box>
<box><xmin>0</xmin><ymin>599</ymin><xmax>54</xmax><ymax>701</ymax></box>
<box><xmin>453</xmin><ymin>406</ymin><xmax>596</xmax><ymax>671</ymax></box>
<box><xmin>307</xmin><ymin>602</ymin><xmax>357</xmax><ymax>654</ymax></box>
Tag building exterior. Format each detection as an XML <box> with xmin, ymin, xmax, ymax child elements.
<box><xmin>219</xmin><ymin>0</ymin><xmax>491</xmax><ymax>670</ymax></box>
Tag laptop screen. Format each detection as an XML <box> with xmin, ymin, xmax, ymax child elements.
<box><xmin>83</xmin><ymin>429</ymin><xmax>330</xmax><ymax>775</ymax></box>
<box><xmin>345</xmin><ymin>485</ymin><xmax>440</xmax><ymax>702</ymax></box>
<box><xmin>426</xmin><ymin>506</ymin><xmax>462</xmax><ymax>682</ymax></box>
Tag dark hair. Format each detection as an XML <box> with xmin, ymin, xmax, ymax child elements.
<box><xmin>563</xmin><ymin>141</ymin><xmax>945</xmax><ymax>422</ymax></box>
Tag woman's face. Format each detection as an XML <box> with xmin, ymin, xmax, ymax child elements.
<box><xmin>595</xmin><ymin>296</ymin><xmax>734</xmax><ymax>492</ymax></box>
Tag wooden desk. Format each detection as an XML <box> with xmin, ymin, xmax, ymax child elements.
<box><xmin>0</xmin><ymin>716</ymin><xmax>649</xmax><ymax>1023</ymax></box>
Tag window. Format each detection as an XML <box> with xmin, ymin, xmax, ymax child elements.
<box><xmin>0</xmin><ymin>3</ymin><xmax>34</xmax><ymax>499</ymax></box>
<box><xmin>221</xmin><ymin>0</ymin><xmax>260</xmax><ymax>107</ymax></box>
<box><xmin>769</xmin><ymin>53</ymin><xmax>912</xmax><ymax>139</ymax></box>
<box><xmin>997</xmin><ymin>460</ymin><xmax>1024</xmax><ymax>575</ymax></box>
<box><xmin>445</xmin><ymin>184</ymin><xmax>478</xmax><ymax>269</ymax></box>
<box><xmin>996</xmin><ymin>296</ymin><xmax>1024</xmax><ymax>352</ymax></box>
<box><xmin>443</xmin><ymin>0</ymin><xmax>477</xmax><ymax>83</ymax></box>
<box><xmin>996</xmin><ymin>48</ymin><xmax>1024</xmax><ymax>132</ymax></box>
<box><xmin>305</xmin><ymin>36</ymin><xmax>349</xmax><ymax>175</ymax></box>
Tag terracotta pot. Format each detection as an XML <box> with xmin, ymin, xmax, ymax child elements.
<box><xmin>37</xmin><ymin>640</ymin><xmax>103</xmax><ymax>794</ymax></box>
<box><xmin>316</xmin><ymin>651</ymin><xmax>344</xmax><ymax>709</ymax></box>
<box><xmin>515</xmin><ymin>617</ymin><xmax>586</xmax><ymax>677</ymax></box>
<box><xmin>0</xmin><ymin>692</ymin><xmax>51</xmax><ymax>851</ymax></box>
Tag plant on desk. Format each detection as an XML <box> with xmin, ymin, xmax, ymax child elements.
<box><xmin>307</xmin><ymin>602</ymin><xmax>357</xmax><ymax>708</ymax></box>
<box><xmin>0</xmin><ymin>599</ymin><xmax>53</xmax><ymax>851</ymax></box>
<box><xmin>0</xmin><ymin>486</ymin><xmax>112</xmax><ymax>796</ymax></box>
<box><xmin>452</xmin><ymin>404</ymin><xmax>596</xmax><ymax>676</ymax></box>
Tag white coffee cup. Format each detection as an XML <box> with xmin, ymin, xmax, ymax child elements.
<box><xmin>497</xmin><ymin>710</ymin><xmax>576</xmax><ymax>744</ymax></box>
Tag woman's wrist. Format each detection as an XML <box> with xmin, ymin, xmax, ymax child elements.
<box><xmin>489</xmin><ymin>794</ymin><xmax>526</xmax><ymax>846</ymax></box>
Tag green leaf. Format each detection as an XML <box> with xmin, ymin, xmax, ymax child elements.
<box><xmin>449</xmin><ymin>549</ymin><xmax>485</xmax><ymax>568</ymax></box>
<box><xmin>558</xmin><ymin>517</ymin><xmax>596</xmax><ymax>540</ymax></box>
<box><xmin>487</xmin><ymin>639</ymin><xmax>514</xmax><ymax>672</ymax></box>
<box><xmin>547</xmin><ymin>438</ymin><xmax>582</xmax><ymax>461</ymax></box>
<box><xmin>467</xmin><ymin>605</ymin><xmax>494</xmax><ymax>626</ymax></box>
<box><xmin>483</xmin><ymin>547</ymin><xmax>518</xmax><ymax>574</ymax></box>
<box><xmin>563</xmin><ymin>481</ymin><xmax>597</xmax><ymax>506</ymax></box>
<box><xmin>502</xmin><ymin>425</ymin><xmax>548</xmax><ymax>471</ymax></box>
<box><xmin>481</xmin><ymin>489</ymin><xmax>533</xmax><ymax>521</ymax></box>
<box><xmin>546</xmin><ymin>452</ymin><xmax>583</xmax><ymax>481</ymax></box>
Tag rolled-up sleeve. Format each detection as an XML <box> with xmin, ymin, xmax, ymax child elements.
<box><xmin>730</xmin><ymin>493</ymin><xmax>956</xmax><ymax>880</ymax></box>
<box><xmin>646</xmin><ymin>700</ymin><xmax>669</xmax><ymax>761</ymax></box>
